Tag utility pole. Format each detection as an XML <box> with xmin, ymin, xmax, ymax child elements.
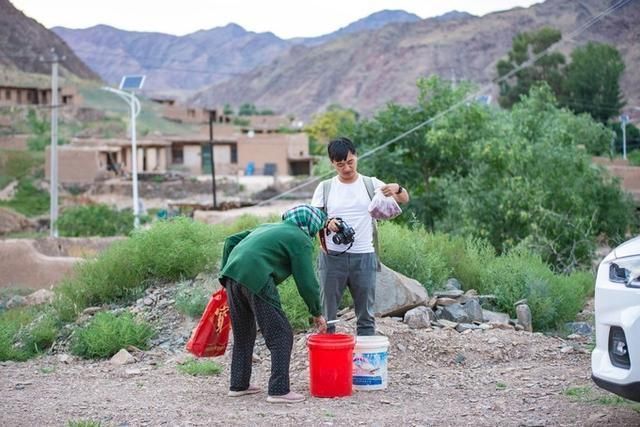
<box><xmin>49</xmin><ymin>48</ymin><xmax>60</xmax><ymax>237</ymax></box>
<box><xmin>208</xmin><ymin>110</ymin><xmax>217</xmax><ymax>209</ymax></box>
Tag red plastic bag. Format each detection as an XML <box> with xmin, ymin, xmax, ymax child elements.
<box><xmin>186</xmin><ymin>288</ymin><xmax>231</xmax><ymax>357</ymax></box>
<box><xmin>368</xmin><ymin>189</ymin><xmax>402</xmax><ymax>220</ymax></box>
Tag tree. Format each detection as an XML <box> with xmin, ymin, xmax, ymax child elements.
<box><xmin>238</xmin><ymin>103</ymin><xmax>258</xmax><ymax>116</ymax></box>
<box><xmin>223</xmin><ymin>104</ymin><xmax>234</xmax><ymax>115</ymax></box>
<box><xmin>304</xmin><ymin>105</ymin><xmax>358</xmax><ymax>155</ymax></box>
<box><xmin>496</xmin><ymin>27</ymin><xmax>565</xmax><ymax>109</ymax></box>
<box><xmin>560</xmin><ymin>42</ymin><xmax>625</xmax><ymax>123</ymax></box>
<box><xmin>351</xmin><ymin>77</ymin><xmax>633</xmax><ymax>271</ymax></box>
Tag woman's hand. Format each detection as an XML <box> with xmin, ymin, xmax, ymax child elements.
<box><xmin>313</xmin><ymin>315</ymin><xmax>327</xmax><ymax>333</ymax></box>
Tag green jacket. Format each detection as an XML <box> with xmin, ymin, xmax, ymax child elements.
<box><xmin>219</xmin><ymin>222</ymin><xmax>322</xmax><ymax>316</ymax></box>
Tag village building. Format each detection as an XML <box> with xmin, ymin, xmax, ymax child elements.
<box><xmin>0</xmin><ymin>84</ymin><xmax>79</xmax><ymax>106</ymax></box>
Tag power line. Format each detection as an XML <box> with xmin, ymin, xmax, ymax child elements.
<box><xmin>253</xmin><ymin>0</ymin><xmax>633</xmax><ymax>206</ymax></box>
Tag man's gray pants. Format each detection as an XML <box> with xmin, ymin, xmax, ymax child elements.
<box><xmin>317</xmin><ymin>251</ymin><xmax>378</xmax><ymax>336</ymax></box>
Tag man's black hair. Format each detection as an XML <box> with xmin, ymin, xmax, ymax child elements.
<box><xmin>327</xmin><ymin>137</ymin><xmax>356</xmax><ymax>162</ymax></box>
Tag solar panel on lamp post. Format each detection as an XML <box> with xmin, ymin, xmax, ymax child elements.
<box><xmin>101</xmin><ymin>75</ymin><xmax>146</xmax><ymax>228</ymax></box>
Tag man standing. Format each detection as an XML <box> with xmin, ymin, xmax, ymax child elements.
<box><xmin>311</xmin><ymin>137</ymin><xmax>409</xmax><ymax>336</ymax></box>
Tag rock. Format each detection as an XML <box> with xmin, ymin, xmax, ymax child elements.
<box><xmin>434</xmin><ymin>289</ymin><xmax>464</xmax><ymax>298</ymax></box>
<box><xmin>463</xmin><ymin>299</ymin><xmax>483</xmax><ymax>323</ymax></box>
<box><xmin>439</xmin><ymin>303</ymin><xmax>470</xmax><ymax>323</ymax></box>
<box><xmin>6</xmin><ymin>295</ymin><xmax>27</xmax><ymax>309</ymax></box>
<box><xmin>436</xmin><ymin>297</ymin><xmax>458</xmax><ymax>306</ymax></box>
<box><xmin>110</xmin><ymin>349</ymin><xmax>136</xmax><ymax>365</ymax></box>
<box><xmin>25</xmin><ymin>289</ymin><xmax>55</xmax><ymax>306</ymax></box>
<box><xmin>456</xmin><ymin>323</ymin><xmax>481</xmax><ymax>332</ymax></box>
<box><xmin>125</xmin><ymin>368</ymin><xmax>142</xmax><ymax>377</ymax></box>
<box><xmin>404</xmin><ymin>306</ymin><xmax>434</xmax><ymax>329</ymax></box>
<box><xmin>82</xmin><ymin>306</ymin><xmax>103</xmax><ymax>316</ymax></box>
<box><xmin>444</xmin><ymin>278</ymin><xmax>462</xmax><ymax>290</ymax></box>
<box><xmin>489</xmin><ymin>322</ymin><xmax>514</xmax><ymax>330</ymax></box>
<box><xmin>372</xmin><ymin>263</ymin><xmax>428</xmax><ymax>317</ymax></box>
<box><xmin>143</xmin><ymin>297</ymin><xmax>155</xmax><ymax>306</ymax></box>
<box><xmin>482</xmin><ymin>309</ymin><xmax>510</xmax><ymax>324</ymax></box>
<box><xmin>437</xmin><ymin>319</ymin><xmax>459</xmax><ymax>329</ymax></box>
<box><xmin>516</xmin><ymin>304</ymin><xmax>533</xmax><ymax>332</ymax></box>
<box><xmin>564</xmin><ymin>321</ymin><xmax>593</xmax><ymax>336</ymax></box>
<box><xmin>57</xmin><ymin>354</ymin><xmax>73</xmax><ymax>364</ymax></box>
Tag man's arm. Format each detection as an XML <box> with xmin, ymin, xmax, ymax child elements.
<box><xmin>381</xmin><ymin>183</ymin><xmax>410</xmax><ymax>204</ymax></box>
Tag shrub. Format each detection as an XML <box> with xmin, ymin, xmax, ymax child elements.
<box><xmin>478</xmin><ymin>247</ymin><xmax>590</xmax><ymax>330</ymax></box>
<box><xmin>177</xmin><ymin>359</ymin><xmax>222</xmax><ymax>376</ymax></box>
<box><xmin>175</xmin><ymin>282</ymin><xmax>211</xmax><ymax>318</ymax></box>
<box><xmin>54</xmin><ymin>217</ymin><xmax>223</xmax><ymax>321</ymax></box>
<box><xmin>57</xmin><ymin>204</ymin><xmax>135</xmax><ymax>237</ymax></box>
<box><xmin>71</xmin><ymin>312</ymin><xmax>155</xmax><ymax>359</ymax></box>
<box><xmin>0</xmin><ymin>178</ymin><xmax>49</xmax><ymax>217</ymax></box>
<box><xmin>0</xmin><ymin>306</ymin><xmax>61</xmax><ymax>361</ymax></box>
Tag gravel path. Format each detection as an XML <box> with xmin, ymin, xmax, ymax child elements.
<box><xmin>2</xmin><ymin>316</ymin><xmax>639</xmax><ymax>426</ymax></box>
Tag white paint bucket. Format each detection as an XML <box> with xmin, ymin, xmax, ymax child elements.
<box><xmin>352</xmin><ymin>335</ymin><xmax>389</xmax><ymax>390</ymax></box>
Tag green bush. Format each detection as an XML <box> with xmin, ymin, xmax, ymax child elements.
<box><xmin>0</xmin><ymin>306</ymin><xmax>60</xmax><ymax>361</ymax></box>
<box><xmin>57</xmin><ymin>204</ymin><xmax>135</xmax><ymax>237</ymax></box>
<box><xmin>0</xmin><ymin>178</ymin><xmax>49</xmax><ymax>217</ymax></box>
<box><xmin>54</xmin><ymin>217</ymin><xmax>224</xmax><ymax>321</ymax></box>
<box><xmin>177</xmin><ymin>359</ymin><xmax>222</xmax><ymax>376</ymax></box>
<box><xmin>478</xmin><ymin>247</ymin><xmax>590</xmax><ymax>330</ymax></box>
<box><xmin>71</xmin><ymin>312</ymin><xmax>155</xmax><ymax>359</ymax></box>
<box><xmin>175</xmin><ymin>282</ymin><xmax>210</xmax><ymax>318</ymax></box>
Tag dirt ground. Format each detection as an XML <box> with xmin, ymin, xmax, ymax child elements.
<box><xmin>2</xmin><ymin>313</ymin><xmax>640</xmax><ymax>427</ymax></box>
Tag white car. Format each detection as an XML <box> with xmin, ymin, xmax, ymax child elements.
<box><xmin>592</xmin><ymin>236</ymin><xmax>640</xmax><ymax>402</ymax></box>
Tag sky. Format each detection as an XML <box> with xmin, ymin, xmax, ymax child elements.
<box><xmin>10</xmin><ymin>0</ymin><xmax>543</xmax><ymax>39</ymax></box>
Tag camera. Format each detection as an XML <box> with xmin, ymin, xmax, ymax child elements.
<box><xmin>331</xmin><ymin>218</ymin><xmax>355</xmax><ymax>245</ymax></box>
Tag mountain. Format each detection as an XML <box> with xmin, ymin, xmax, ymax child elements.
<box><xmin>189</xmin><ymin>0</ymin><xmax>640</xmax><ymax>118</ymax></box>
<box><xmin>0</xmin><ymin>0</ymin><xmax>98</xmax><ymax>80</ymax></box>
<box><xmin>52</xmin><ymin>23</ymin><xmax>290</xmax><ymax>93</ymax></box>
<box><xmin>290</xmin><ymin>10</ymin><xmax>422</xmax><ymax>47</ymax></box>
<box><xmin>52</xmin><ymin>10</ymin><xmax>419</xmax><ymax>93</ymax></box>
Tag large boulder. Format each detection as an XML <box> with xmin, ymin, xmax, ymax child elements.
<box><xmin>372</xmin><ymin>263</ymin><xmax>428</xmax><ymax>317</ymax></box>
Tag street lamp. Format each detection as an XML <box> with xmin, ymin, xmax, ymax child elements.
<box><xmin>620</xmin><ymin>114</ymin><xmax>629</xmax><ymax>160</ymax></box>
<box><xmin>102</xmin><ymin>75</ymin><xmax>146</xmax><ymax>228</ymax></box>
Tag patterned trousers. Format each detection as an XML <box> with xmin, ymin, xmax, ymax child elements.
<box><xmin>225</xmin><ymin>277</ymin><xmax>293</xmax><ymax>396</ymax></box>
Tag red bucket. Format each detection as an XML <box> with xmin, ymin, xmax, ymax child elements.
<box><xmin>307</xmin><ymin>333</ymin><xmax>355</xmax><ymax>398</ymax></box>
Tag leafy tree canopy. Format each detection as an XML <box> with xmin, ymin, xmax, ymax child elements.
<box><xmin>560</xmin><ymin>42</ymin><xmax>626</xmax><ymax>123</ymax></box>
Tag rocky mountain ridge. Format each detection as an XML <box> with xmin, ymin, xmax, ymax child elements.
<box><xmin>190</xmin><ymin>0</ymin><xmax>639</xmax><ymax>118</ymax></box>
<box><xmin>0</xmin><ymin>0</ymin><xmax>98</xmax><ymax>81</ymax></box>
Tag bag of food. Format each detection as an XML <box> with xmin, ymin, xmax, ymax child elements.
<box><xmin>368</xmin><ymin>189</ymin><xmax>402</xmax><ymax>220</ymax></box>
<box><xmin>186</xmin><ymin>288</ymin><xmax>231</xmax><ymax>357</ymax></box>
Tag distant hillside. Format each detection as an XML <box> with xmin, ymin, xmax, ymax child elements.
<box><xmin>52</xmin><ymin>10</ymin><xmax>419</xmax><ymax>93</ymax></box>
<box><xmin>0</xmin><ymin>0</ymin><xmax>98</xmax><ymax>80</ymax></box>
<box><xmin>189</xmin><ymin>0</ymin><xmax>640</xmax><ymax>119</ymax></box>
<box><xmin>290</xmin><ymin>10</ymin><xmax>422</xmax><ymax>47</ymax></box>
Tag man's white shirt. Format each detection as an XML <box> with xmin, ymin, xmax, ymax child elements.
<box><xmin>311</xmin><ymin>174</ymin><xmax>384</xmax><ymax>253</ymax></box>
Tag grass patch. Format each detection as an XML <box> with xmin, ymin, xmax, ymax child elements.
<box><xmin>71</xmin><ymin>312</ymin><xmax>155</xmax><ymax>359</ymax></box>
<box><xmin>0</xmin><ymin>306</ymin><xmax>61</xmax><ymax>361</ymax></box>
<box><xmin>0</xmin><ymin>178</ymin><xmax>49</xmax><ymax>217</ymax></box>
<box><xmin>496</xmin><ymin>382</ymin><xmax>507</xmax><ymax>390</ymax></box>
<box><xmin>564</xmin><ymin>385</ymin><xmax>640</xmax><ymax>412</ymax></box>
<box><xmin>57</xmin><ymin>204</ymin><xmax>136</xmax><ymax>237</ymax></box>
<box><xmin>175</xmin><ymin>282</ymin><xmax>211</xmax><ymax>318</ymax></box>
<box><xmin>177</xmin><ymin>358</ymin><xmax>223</xmax><ymax>376</ymax></box>
<box><xmin>53</xmin><ymin>217</ymin><xmax>225</xmax><ymax>322</ymax></box>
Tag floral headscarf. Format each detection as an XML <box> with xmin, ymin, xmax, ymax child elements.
<box><xmin>282</xmin><ymin>204</ymin><xmax>327</xmax><ymax>238</ymax></box>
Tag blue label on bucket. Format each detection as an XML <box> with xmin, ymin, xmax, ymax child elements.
<box><xmin>353</xmin><ymin>375</ymin><xmax>383</xmax><ymax>385</ymax></box>
<box><xmin>353</xmin><ymin>351</ymin><xmax>387</xmax><ymax>387</ymax></box>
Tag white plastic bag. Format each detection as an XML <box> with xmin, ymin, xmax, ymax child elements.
<box><xmin>368</xmin><ymin>189</ymin><xmax>402</xmax><ymax>220</ymax></box>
